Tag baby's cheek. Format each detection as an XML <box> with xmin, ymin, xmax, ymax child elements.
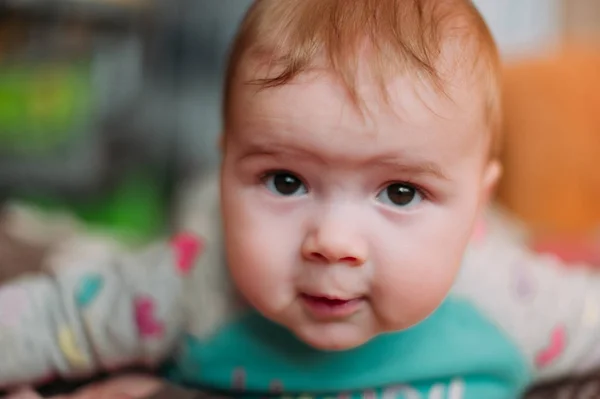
<box><xmin>226</xmin><ymin>228</ymin><xmax>296</xmax><ymax>312</ymax></box>
<box><xmin>374</xmin><ymin>254</ymin><xmax>458</xmax><ymax>330</ymax></box>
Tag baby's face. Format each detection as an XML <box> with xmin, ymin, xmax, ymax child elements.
<box><xmin>220</xmin><ymin>64</ymin><xmax>497</xmax><ymax>350</ymax></box>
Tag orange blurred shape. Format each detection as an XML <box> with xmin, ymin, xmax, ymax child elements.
<box><xmin>498</xmin><ymin>45</ymin><xmax>600</xmax><ymax>237</ymax></box>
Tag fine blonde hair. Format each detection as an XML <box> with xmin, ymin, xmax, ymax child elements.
<box><xmin>224</xmin><ymin>0</ymin><xmax>501</xmax><ymax>155</ymax></box>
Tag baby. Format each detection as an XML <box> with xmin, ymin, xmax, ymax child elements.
<box><xmin>2</xmin><ymin>0</ymin><xmax>600</xmax><ymax>398</ymax></box>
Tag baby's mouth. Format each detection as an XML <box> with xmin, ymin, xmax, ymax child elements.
<box><xmin>303</xmin><ymin>294</ymin><xmax>351</xmax><ymax>305</ymax></box>
<box><xmin>300</xmin><ymin>293</ymin><xmax>364</xmax><ymax>319</ymax></box>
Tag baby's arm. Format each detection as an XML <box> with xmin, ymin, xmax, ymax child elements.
<box><xmin>0</xmin><ymin>233</ymin><xmax>201</xmax><ymax>389</ymax></box>
<box><xmin>455</xmin><ymin>215</ymin><xmax>600</xmax><ymax>383</ymax></box>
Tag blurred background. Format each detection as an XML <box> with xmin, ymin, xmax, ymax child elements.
<box><xmin>0</xmin><ymin>0</ymin><xmax>599</xmax><ymax>256</ymax></box>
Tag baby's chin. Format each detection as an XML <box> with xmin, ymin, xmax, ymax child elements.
<box><xmin>286</xmin><ymin>311</ymin><xmax>432</xmax><ymax>351</ymax></box>
<box><xmin>290</xmin><ymin>320</ymin><xmax>378</xmax><ymax>351</ymax></box>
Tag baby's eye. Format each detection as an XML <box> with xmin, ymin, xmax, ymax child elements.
<box><xmin>263</xmin><ymin>172</ymin><xmax>308</xmax><ymax>197</ymax></box>
<box><xmin>377</xmin><ymin>183</ymin><xmax>422</xmax><ymax>208</ymax></box>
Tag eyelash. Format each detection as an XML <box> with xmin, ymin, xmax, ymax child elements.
<box><xmin>258</xmin><ymin>169</ymin><xmax>307</xmax><ymax>183</ymax></box>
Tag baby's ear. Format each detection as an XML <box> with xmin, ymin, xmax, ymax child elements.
<box><xmin>482</xmin><ymin>159</ymin><xmax>502</xmax><ymax>204</ymax></box>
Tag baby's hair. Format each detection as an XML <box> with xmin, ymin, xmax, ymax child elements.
<box><xmin>224</xmin><ymin>0</ymin><xmax>501</xmax><ymax>156</ymax></box>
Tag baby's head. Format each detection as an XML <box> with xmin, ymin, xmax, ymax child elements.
<box><xmin>219</xmin><ymin>0</ymin><xmax>502</xmax><ymax>350</ymax></box>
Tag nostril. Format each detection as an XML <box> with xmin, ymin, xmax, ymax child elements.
<box><xmin>310</xmin><ymin>252</ymin><xmax>328</xmax><ymax>262</ymax></box>
<box><xmin>340</xmin><ymin>256</ymin><xmax>358</xmax><ymax>264</ymax></box>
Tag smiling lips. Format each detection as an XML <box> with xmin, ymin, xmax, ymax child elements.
<box><xmin>300</xmin><ymin>293</ymin><xmax>364</xmax><ymax>319</ymax></box>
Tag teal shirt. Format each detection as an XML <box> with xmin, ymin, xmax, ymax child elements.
<box><xmin>164</xmin><ymin>296</ymin><xmax>530</xmax><ymax>398</ymax></box>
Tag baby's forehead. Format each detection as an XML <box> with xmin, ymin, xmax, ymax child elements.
<box><xmin>228</xmin><ymin>63</ymin><xmax>490</xmax><ymax>164</ymax></box>
<box><xmin>231</xmin><ymin>52</ymin><xmax>488</xmax><ymax>133</ymax></box>
<box><xmin>227</xmin><ymin>42</ymin><xmax>496</xmax><ymax>142</ymax></box>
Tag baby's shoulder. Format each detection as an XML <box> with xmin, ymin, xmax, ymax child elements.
<box><xmin>170</xmin><ymin>172</ymin><xmax>247</xmax><ymax>339</ymax></box>
<box><xmin>450</xmin><ymin>208</ymin><xmax>591</xmax><ymax>380</ymax></box>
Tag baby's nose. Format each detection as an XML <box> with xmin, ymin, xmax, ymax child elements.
<box><xmin>301</xmin><ymin>224</ymin><xmax>367</xmax><ymax>267</ymax></box>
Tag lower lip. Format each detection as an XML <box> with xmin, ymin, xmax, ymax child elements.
<box><xmin>300</xmin><ymin>294</ymin><xmax>364</xmax><ymax>319</ymax></box>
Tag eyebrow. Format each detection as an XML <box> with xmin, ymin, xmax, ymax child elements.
<box><xmin>238</xmin><ymin>141</ymin><xmax>449</xmax><ymax>181</ymax></box>
<box><xmin>238</xmin><ymin>142</ymin><xmax>328</xmax><ymax>164</ymax></box>
<box><xmin>369</xmin><ymin>157</ymin><xmax>449</xmax><ymax>181</ymax></box>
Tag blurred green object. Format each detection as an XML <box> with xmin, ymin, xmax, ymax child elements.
<box><xmin>0</xmin><ymin>62</ymin><xmax>168</xmax><ymax>244</ymax></box>
<box><xmin>19</xmin><ymin>171</ymin><xmax>168</xmax><ymax>245</ymax></box>
<box><xmin>0</xmin><ymin>61</ymin><xmax>92</xmax><ymax>153</ymax></box>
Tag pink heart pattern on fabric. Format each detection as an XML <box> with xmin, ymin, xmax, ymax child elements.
<box><xmin>536</xmin><ymin>324</ymin><xmax>567</xmax><ymax>368</ymax></box>
<box><xmin>134</xmin><ymin>296</ymin><xmax>165</xmax><ymax>339</ymax></box>
<box><xmin>171</xmin><ymin>232</ymin><xmax>204</xmax><ymax>275</ymax></box>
